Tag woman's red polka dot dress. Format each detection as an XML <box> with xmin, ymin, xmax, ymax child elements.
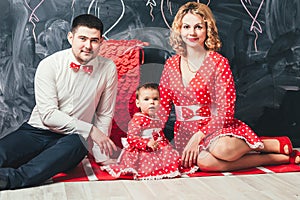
<box><xmin>159</xmin><ymin>52</ymin><xmax>263</xmax><ymax>155</ymax></box>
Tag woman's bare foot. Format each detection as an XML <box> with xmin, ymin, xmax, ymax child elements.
<box><xmin>290</xmin><ymin>150</ymin><xmax>300</xmax><ymax>164</ymax></box>
<box><xmin>260</xmin><ymin>136</ymin><xmax>292</xmax><ymax>155</ymax></box>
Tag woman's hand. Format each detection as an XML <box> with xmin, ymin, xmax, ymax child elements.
<box><xmin>181</xmin><ymin>131</ymin><xmax>204</xmax><ymax>168</ymax></box>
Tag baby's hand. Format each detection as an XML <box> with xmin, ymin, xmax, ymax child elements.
<box><xmin>152</xmin><ymin>131</ymin><xmax>163</xmax><ymax>143</ymax></box>
<box><xmin>147</xmin><ymin>139</ymin><xmax>159</xmax><ymax>151</ymax></box>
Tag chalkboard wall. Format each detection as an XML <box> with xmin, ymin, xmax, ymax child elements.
<box><xmin>1</xmin><ymin>0</ymin><xmax>300</xmax><ymax>146</ymax></box>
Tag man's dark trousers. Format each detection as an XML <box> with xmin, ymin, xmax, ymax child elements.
<box><xmin>0</xmin><ymin>123</ymin><xmax>88</xmax><ymax>189</ymax></box>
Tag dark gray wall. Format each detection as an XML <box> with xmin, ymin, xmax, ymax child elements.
<box><xmin>1</xmin><ymin>0</ymin><xmax>300</xmax><ymax>145</ymax></box>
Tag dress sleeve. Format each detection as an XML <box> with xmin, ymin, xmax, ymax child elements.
<box><xmin>201</xmin><ymin>56</ymin><xmax>236</xmax><ymax>135</ymax></box>
<box><xmin>158</xmin><ymin>60</ymin><xmax>174</xmax><ymax>126</ymax></box>
<box><xmin>127</xmin><ymin>115</ymin><xmax>152</xmax><ymax>151</ymax></box>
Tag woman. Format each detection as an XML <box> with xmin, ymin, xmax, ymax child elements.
<box><xmin>159</xmin><ymin>2</ymin><xmax>299</xmax><ymax>172</ymax></box>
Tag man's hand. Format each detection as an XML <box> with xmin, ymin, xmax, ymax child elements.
<box><xmin>89</xmin><ymin>126</ymin><xmax>117</xmax><ymax>156</ymax></box>
<box><xmin>181</xmin><ymin>131</ymin><xmax>204</xmax><ymax>168</ymax></box>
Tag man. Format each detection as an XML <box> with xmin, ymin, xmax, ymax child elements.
<box><xmin>0</xmin><ymin>14</ymin><xmax>118</xmax><ymax>190</ymax></box>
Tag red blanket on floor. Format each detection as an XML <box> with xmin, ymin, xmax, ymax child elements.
<box><xmin>54</xmin><ymin>40</ymin><xmax>299</xmax><ymax>182</ymax></box>
<box><xmin>51</xmin><ymin>156</ymin><xmax>300</xmax><ymax>182</ymax></box>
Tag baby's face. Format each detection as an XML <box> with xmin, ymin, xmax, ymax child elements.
<box><xmin>136</xmin><ymin>88</ymin><xmax>160</xmax><ymax>117</ymax></box>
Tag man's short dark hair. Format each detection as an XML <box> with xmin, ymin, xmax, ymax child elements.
<box><xmin>71</xmin><ymin>14</ymin><xmax>104</xmax><ymax>36</ymax></box>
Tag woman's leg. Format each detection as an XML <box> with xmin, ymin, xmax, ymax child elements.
<box><xmin>207</xmin><ymin>136</ymin><xmax>253</xmax><ymax>162</ymax></box>
<box><xmin>206</xmin><ymin>136</ymin><xmax>294</xmax><ymax>162</ymax></box>
<box><xmin>197</xmin><ymin>136</ymin><xmax>298</xmax><ymax>172</ymax></box>
<box><xmin>197</xmin><ymin>150</ymin><xmax>292</xmax><ymax>172</ymax></box>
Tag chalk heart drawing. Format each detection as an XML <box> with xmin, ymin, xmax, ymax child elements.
<box><xmin>240</xmin><ymin>0</ymin><xmax>265</xmax><ymax>52</ymax></box>
<box><xmin>160</xmin><ymin>0</ymin><xmax>210</xmax><ymax>30</ymax></box>
<box><xmin>24</xmin><ymin>0</ymin><xmax>46</xmax><ymax>42</ymax></box>
<box><xmin>160</xmin><ymin>0</ymin><xmax>173</xmax><ymax>29</ymax></box>
<box><xmin>102</xmin><ymin>0</ymin><xmax>125</xmax><ymax>38</ymax></box>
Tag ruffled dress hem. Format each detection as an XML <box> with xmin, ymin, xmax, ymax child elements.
<box><xmin>101</xmin><ymin>165</ymin><xmax>181</xmax><ymax>180</ymax></box>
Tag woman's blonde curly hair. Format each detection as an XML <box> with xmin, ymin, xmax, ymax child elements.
<box><xmin>170</xmin><ymin>2</ymin><xmax>221</xmax><ymax>56</ymax></box>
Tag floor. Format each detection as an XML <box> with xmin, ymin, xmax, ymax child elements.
<box><xmin>1</xmin><ymin>171</ymin><xmax>300</xmax><ymax>199</ymax></box>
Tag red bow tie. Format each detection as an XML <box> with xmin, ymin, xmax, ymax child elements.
<box><xmin>70</xmin><ymin>62</ymin><xmax>93</xmax><ymax>74</ymax></box>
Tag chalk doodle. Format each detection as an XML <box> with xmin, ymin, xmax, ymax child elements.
<box><xmin>196</xmin><ymin>0</ymin><xmax>211</xmax><ymax>5</ymax></box>
<box><xmin>241</xmin><ymin>0</ymin><xmax>265</xmax><ymax>52</ymax></box>
<box><xmin>160</xmin><ymin>0</ymin><xmax>211</xmax><ymax>29</ymax></box>
<box><xmin>69</xmin><ymin>0</ymin><xmax>126</xmax><ymax>40</ymax></box>
<box><xmin>23</xmin><ymin>0</ymin><xmax>45</xmax><ymax>42</ymax></box>
<box><xmin>88</xmin><ymin>0</ymin><xmax>100</xmax><ymax>17</ymax></box>
<box><xmin>101</xmin><ymin>0</ymin><xmax>125</xmax><ymax>39</ymax></box>
<box><xmin>146</xmin><ymin>0</ymin><xmax>157</xmax><ymax>22</ymax></box>
<box><xmin>160</xmin><ymin>0</ymin><xmax>172</xmax><ymax>29</ymax></box>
